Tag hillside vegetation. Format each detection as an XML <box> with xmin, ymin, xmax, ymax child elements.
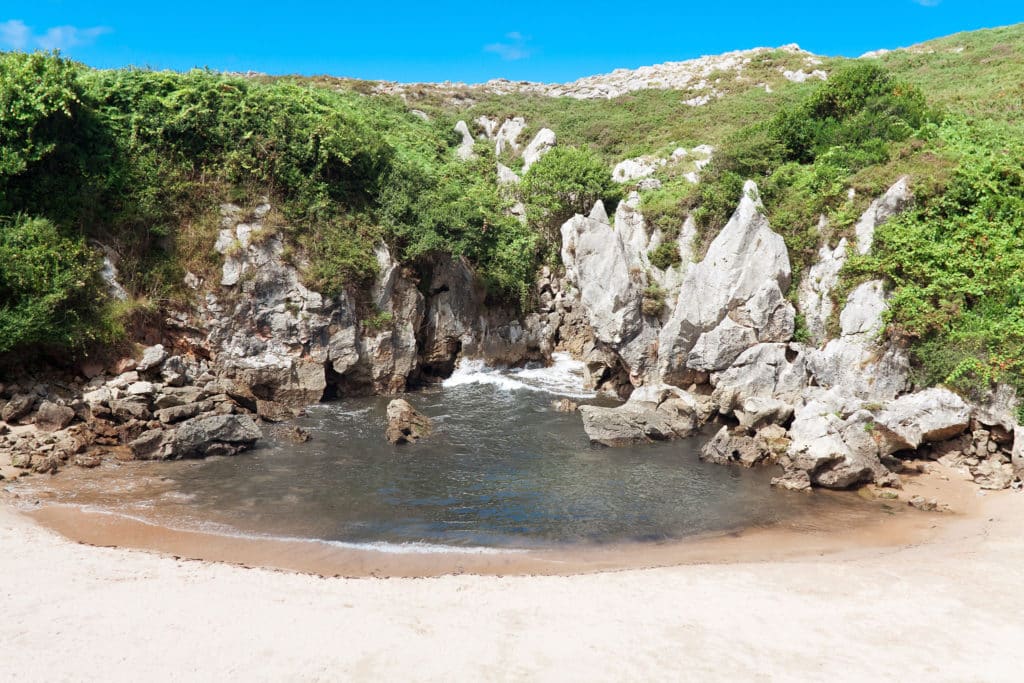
<box><xmin>1</xmin><ymin>24</ymin><xmax>1023</xmax><ymax>407</ymax></box>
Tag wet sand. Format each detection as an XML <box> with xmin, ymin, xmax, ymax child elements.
<box><xmin>10</xmin><ymin>461</ymin><xmax>979</xmax><ymax>578</ymax></box>
<box><xmin>2</xmin><ymin>464</ymin><xmax>1022</xmax><ymax>681</ymax></box>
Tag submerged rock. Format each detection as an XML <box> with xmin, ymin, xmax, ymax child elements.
<box><xmin>385</xmin><ymin>399</ymin><xmax>432</xmax><ymax>445</ymax></box>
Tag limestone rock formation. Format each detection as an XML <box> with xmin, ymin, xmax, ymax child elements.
<box><xmin>855</xmin><ymin>176</ymin><xmax>912</xmax><ymax>255</ymax></box>
<box><xmin>560</xmin><ymin>205</ymin><xmax>644</xmax><ymax>350</ymax></box>
<box><xmin>454</xmin><ymin>120</ymin><xmax>475</xmax><ymax>160</ymax></box>
<box><xmin>797</xmin><ymin>238</ymin><xmax>847</xmax><ymax>345</ymax></box>
<box><xmin>658</xmin><ymin>181</ymin><xmax>793</xmax><ymax>385</ymax></box>
<box><xmin>521</xmin><ymin>128</ymin><xmax>556</xmax><ymax>173</ymax></box>
<box><xmin>872</xmin><ymin>388</ymin><xmax>971</xmax><ymax>455</ymax></box>
<box><xmin>805</xmin><ymin>281</ymin><xmax>911</xmax><ymax>402</ymax></box>
<box><xmin>494</xmin><ymin>117</ymin><xmax>526</xmax><ymax>156</ymax></box>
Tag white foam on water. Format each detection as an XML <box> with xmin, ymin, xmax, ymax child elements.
<box><xmin>442</xmin><ymin>352</ymin><xmax>595</xmax><ymax>399</ymax></box>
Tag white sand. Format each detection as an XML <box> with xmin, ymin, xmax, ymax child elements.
<box><xmin>2</xmin><ymin>491</ymin><xmax>1023</xmax><ymax>682</ymax></box>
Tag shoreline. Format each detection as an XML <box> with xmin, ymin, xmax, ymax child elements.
<box><xmin>6</xmin><ymin>460</ymin><xmax>992</xmax><ymax>578</ymax></box>
<box><xmin>2</xmin><ymin>466</ymin><xmax>1022</xmax><ymax>680</ymax></box>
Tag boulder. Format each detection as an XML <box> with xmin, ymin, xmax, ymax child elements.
<box><xmin>385</xmin><ymin>399</ymin><xmax>432</xmax><ymax>445</ymax></box>
<box><xmin>256</xmin><ymin>400</ymin><xmax>298</xmax><ymax>423</ymax></box>
<box><xmin>612</xmin><ymin>156</ymin><xmax>665</xmax><ymax>183</ymax></box>
<box><xmin>872</xmin><ymin>388</ymin><xmax>971</xmax><ymax>455</ymax></box>
<box><xmin>172</xmin><ymin>414</ymin><xmax>262</xmax><ymax>458</ymax></box>
<box><xmin>34</xmin><ymin>401</ymin><xmax>75</xmax><ymax>432</ymax></box>
<box><xmin>136</xmin><ymin>344</ymin><xmax>168</xmax><ymax>372</ymax></box>
<box><xmin>701</xmin><ymin>424</ymin><xmax>791</xmax><ymax>468</ymax></box>
<box><xmin>229</xmin><ymin>355</ymin><xmax>326</xmax><ymax>409</ymax></box>
<box><xmin>552</xmin><ymin>399</ymin><xmax>578</xmax><ymax>412</ymax></box>
<box><xmin>126</xmin><ymin>381</ymin><xmax>156</xmax><ymax>397</ymax></box>
<box><xmin>160</xmin><ymin>355</ymin><xmax>189</xmax><ymax>387</ymax></box>
<box><xmin>109</xmin><ymin>397</ymin><xmax>151</xmax><ymax>422</ymax></box>
<box><xmin>2</xmin><ymin>394</ymin><xmax>35</xmax><ymax>423</ymax></box>
<box><xmin>154</xmin><ymin>401</ymin><xmax>215</xmax><ymax>425</ymax></box>
<box><xmin>153</xmin><ymin>386</ymin><xmax>207</xmax><ymax>409</ymax></box>
<box><xmin>786</xmin><ymin>394</ymin><xmax>892</xmax><ymax>489</ymax></box>
<box><xmin>771</xmin><ymin>467</ymin><xmax>812</xmax><ymax>492</ymax></box>
<box><xmin>130</xmin><ymin>428</ymin><xmax>177</xmax><ymax>460</ymax></box>
<box><xmin>579</xmin><ymin>385</ymin><xmax>697</xmax><ymax>446</ymax></box>
<box><xmin>972</xmin><ymin>459</ymin><xmax>1016</xmax><ymax>491</ymax></box>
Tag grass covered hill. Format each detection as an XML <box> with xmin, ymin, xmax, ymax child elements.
<box><xmin>1</xmin><ymin>23</ymin><xmax>1023</xmax><ymax>407</ymax></box>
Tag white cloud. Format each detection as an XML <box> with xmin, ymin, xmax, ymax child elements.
<box><xmin>485</xmin><ymin>32</ymin><xmax>532</xmax><ymax>61</ymax></box>
<box><xmin>0</xmin><ymin>20</ymin><xmax>30</xmax><ymax>49</ymax></box>
<box><xmin>912</xmin><ymin>0</ymin><xmax>941</xmax><ymax>6</ymax></box>
<box><xmin>0</xmin><ymin>19</ymin><xmax>110</xmax><ymax>51</ymax></box>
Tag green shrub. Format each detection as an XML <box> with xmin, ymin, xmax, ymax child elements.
<box><xmin>0</xmin><ymin>215</ymin><xmax>110</xmax><ymax>354</ymax></box>
<box><xmin>842</xmin><ymin>119</ymin><xmax>1024</xmax><ymax>401</ymax></box>
<box><xmin>648</xmin><ymin>241</ymin><xmax>682</xmax><ymax>270</ymax></box>
<box><xmin>520</xmin><ymin>146</ymin><xmax>621</xmax><ymax>242</ymax></box>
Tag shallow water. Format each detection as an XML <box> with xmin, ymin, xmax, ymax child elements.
<box><xmin>19</xmin><ymin>354</ymin><xmax>879</xmax><ymax>551</ymax></box>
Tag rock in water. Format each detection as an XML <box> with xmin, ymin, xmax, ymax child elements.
<box><xmin>385</xmin><ymin>399</ymin><xmax>432</xmax><ymax>445</ymax></box>
<box><xmin>173</xmin><ymin>415</ymin><xmax>262</xmax><ymax>458</ymax></box>
<box><xmin>552</xmin><ymin>398</ymin><xmax>578</xmax><ymax>412</ymax></box>
<box><xmin>579</xmin><ymin>384</ymin><xmax>697</xmax><ymax>446</ymax></box>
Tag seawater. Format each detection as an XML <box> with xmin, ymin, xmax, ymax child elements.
<box><xmin>21</xmin><ymin>353</ymin><xmax>874</xmax><ymax>551</ymax></box>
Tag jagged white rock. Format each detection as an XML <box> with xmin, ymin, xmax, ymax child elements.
<box><xmin>855</xmin><ymin>176</ymin><xmax>912</xmax><ymax>255</ymax></box>
<box><xmin>521</xmin><ymin>128</ymin><xmax>556</xmax><ymax>173</ymax></box>
<box><xmin>658</xmin><ymin>181</ymin><xmax>793</xmax><ymax>385</ymax></box>
<box><xmin>454</xmin><ymin>120</ymin><xmax>475</xmax><ymax>160</ymax></box>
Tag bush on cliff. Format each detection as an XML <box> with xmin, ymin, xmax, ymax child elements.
<box><xmin>0</xmin><ymin>52</ymin><xmax>544</xmax><ymax>358</ymax></box>
<box><xmin>520</xmin><ymin>146</ymin><xmax>622</xmax><ymax>243</ymax></box>
<box><xmin>0</xmin><ymin>216</ymin><xmax>110</xmax><ymax>354</ymax></box>
<box><xmin>844</xmin><ymin>119</ymin><xmax>1024</xmax><ymax>403</ymax></box>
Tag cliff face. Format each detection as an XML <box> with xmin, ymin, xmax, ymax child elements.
<box><xmin>558</xmin><ymin>176</ymin><xmax>1021</xmax><ymax>492</ymax></box>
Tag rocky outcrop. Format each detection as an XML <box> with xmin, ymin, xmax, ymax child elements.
<box><xmin>521</xmin><ymin>128</ymin><xmax>555</xmax><ymax>173</ymax></box>
<box><xmin>560</xmin><ymin>205</ymin><xmax>644</xmax><ymax>350</ymax></box>
<box><xmin>131</xmin><ymin>414</ymin><xmax>261</xmax><ymax>460</ymax></box>
<box><xmin>855</xmin><ymin>176</ymin><xmax>912</xmax><ymax>255</ymax></box>
<box><xmin>385</xmin><ymin>399</ymin><xmax>432</xmax><ymax>445</ymax></box>
<box><xmin>579</xmin><ymin>385</ymin><xmax>698</xmax><ymax>446</ymax></box>
<box><xmin>454</xmin><ymin>120</ymin><xmax>475</xmax><ymax>160</ymax></box>
<box><xmin>784</xmin><ymin>391</ymin><xmax>895</xmax><ymax>489</ymax></box>
<box><xmin>710</xmin><ymin>344</ymin><xmax>807</xmax><ymax>423</ymax></box>
<box><xmin>797</xmin><ymin>238</ymin><xmax>847</xmax><ymax>345</ymax></box>
<box><xmin>797</xmin><ymin>177</ymin><xmax>913</xmax><ymax>345</ymax></box>
<box><xmin>658</xmin><ymin>181</ymin><xmax>793</xmax><ymax>383</ymax></box>
<box><xmin>494</xmin><ymin>117</ymin><xmax>526</xmax><ymax>156</ymax></box>
<box><xmin>805</xmin><ymin>281</ymin><xmax>910</xmax><ymax>402</ymax></box>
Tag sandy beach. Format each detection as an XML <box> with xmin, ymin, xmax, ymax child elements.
<box><xmin>2</xmin><ymin>469</ymin><xmax>1023</xmax><ymax>682</ymax></box>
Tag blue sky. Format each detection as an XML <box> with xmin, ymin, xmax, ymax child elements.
<box><xmin>1</xmin><ymin>1</ymin><xmax>1021</xmax><ymax>82</ymax></box>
